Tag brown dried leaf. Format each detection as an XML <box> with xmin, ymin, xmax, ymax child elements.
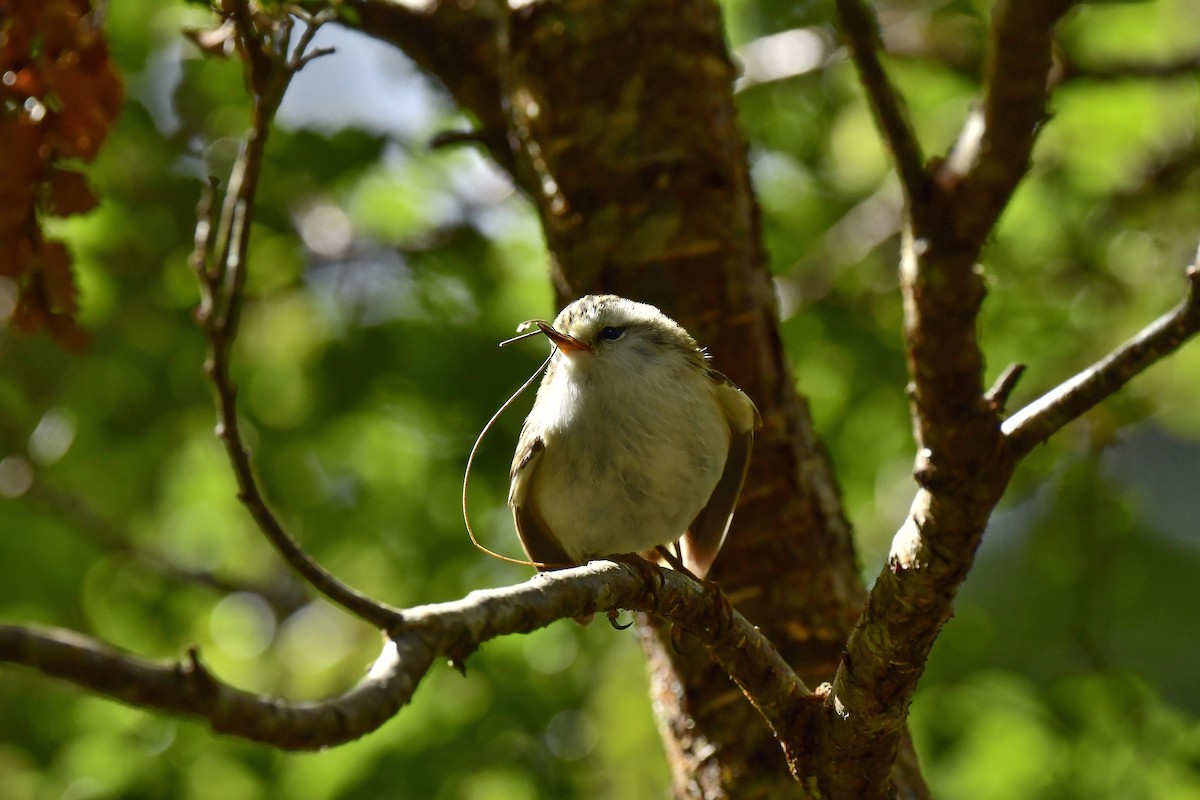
<box><xmin>11</xmin><ymin>291</ymin><xmax>46</xmax><ymax>334</ymax></box>
<box><xmin>1</xmin><ymin>67</ymin><xmax>44</xmax><ymax>97</ymax></box>
<box><xmin>39</xmin><ymin>240</ymin><xmax>78</xmax><ymax>315</ymax></box>
<box><xmin>0</xmin><ymin>0</ymin><xmax>114</xmax><ymax>350</ymax></box>
<box><xmin>45</xmin><ymin>167</ymin><xmax>98</xmax><ymax>216</ymax></box>
<box><xmin>45</xmin><ymin>62</ymin><xmax>123</xmax><ymax>160</ymax></box>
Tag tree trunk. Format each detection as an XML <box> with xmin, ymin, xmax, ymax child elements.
<box><xmin>503</xmin><ymin>1</ymin><xmax>922</xmax><ymax>795</ymax></box>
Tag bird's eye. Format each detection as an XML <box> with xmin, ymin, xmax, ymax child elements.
<box><xmin>599</xmin><ymin>326</ymin><xmax>626</xmax><ymax>342</ymax></box>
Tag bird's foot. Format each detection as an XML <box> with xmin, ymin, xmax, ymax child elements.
<box><xmin>607</xmin><ymin>552</ymin><xmax>666</xmax><ymax>622</ymax></box>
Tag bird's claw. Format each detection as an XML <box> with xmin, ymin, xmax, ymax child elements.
<box><xmin>606</xmin><ymin>609</ymin><xmax>634</xmax><ymax>630</ymax></box>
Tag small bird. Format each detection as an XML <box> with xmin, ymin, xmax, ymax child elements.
<box><xmin>508</xmin><ymin>294</ymin><xmax>760</xmax><ymax>582</ymax></box>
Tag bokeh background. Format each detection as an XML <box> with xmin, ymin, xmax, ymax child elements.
<box><xmin>3</xmin><ymin>0</ymin><xmax>1200</xmax><ymax>797</ymax></box>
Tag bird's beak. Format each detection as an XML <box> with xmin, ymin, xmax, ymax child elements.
<box><xmin>536</xmin><ymin>321</ymin><xmax>593</xmax><ymax>354</ymax></box>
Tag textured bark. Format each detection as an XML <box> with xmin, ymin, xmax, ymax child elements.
<box><xmin>502</xmin><ymin>1</ymin><xmax>869</xmax><ymax>796</ymax></box>
<box><xmin>813</xmin><ymin>4</ymin><xmax>1079</xmax><ymax>796</ymax></box>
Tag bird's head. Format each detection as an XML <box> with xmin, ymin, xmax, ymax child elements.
<box><xmin>537</xmin><ymin>295</ymin><xmax>704</xmax><ymax>377</ymax></box>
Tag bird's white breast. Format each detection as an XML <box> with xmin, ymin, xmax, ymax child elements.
<box><xmin>527</xmin><ymin>355</ymin><xmax>730</xmax><ymax>559</ymax></box>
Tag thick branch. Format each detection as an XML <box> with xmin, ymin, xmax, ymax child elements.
<box><xmin>1004</xmin><ymin>266</ymin><xmax>1200</xmax><ymax>456</ymax></box>
<box><xmin>835</xmin><ymin>0</ymin><xmax>928</xmax><ymax>205</ymax></box>
<box><xmin>895</xmin><ymin>1</ymin><xmax>1077</xmax><ymax>463</ymax></box>
<box><xmin>817</xmin><ymin>5</ymin><xmax>1084</xmax><ymax>796</ymax></box>
<box><xmin>1</xmin><ymin>561</ymin><xmax>812</xmax><ymax>758</ymax></box>
<box><xmin>821</xmin><ymin>261</ymin><xmax>1200</xmax><ymax>799</ymax></box>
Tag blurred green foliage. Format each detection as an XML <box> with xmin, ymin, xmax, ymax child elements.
<box><xmin>1</xmin><ymin>0</ymin><xmax>1199</xmax><ymax>797</ymax></box>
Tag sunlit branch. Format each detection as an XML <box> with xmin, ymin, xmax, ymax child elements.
<box><xmin>1004</xmin><ymin>265</ymin><xmax>1200</xmax><ymax>457</ymax></box>
<box><xmin>402</xmin><ymin>560</ymin><xmax>815</xmax><ymax>755</ymax></box>
<box><xmin>824</xmin><ymin>260</ymin><xmax>1200</xmax><ymax>798</ymax></box>
<box><xmin>0</xmin><ymin>561</ymin><xmax>812</xmax><ymax>756</ymax></box>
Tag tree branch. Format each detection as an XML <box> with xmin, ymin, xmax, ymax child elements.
<box><xmin>815</xmin><ymin>5</ymin><xmax>1084</xmax><ymax>796</ymax></box>
<box><xmin>0</xmin><ymin>623</ymin><xmax>432</xmax><ymax>750</ymax></box>
<box><xmin>942</xmin><ymin>0</ymin><xmax>1077</xmax><ymax>242</ymax></box>
<box><xmin>834</xmin><ymin>0</ymin><xmax>929</xmax><ymax>205</ymax></box>
<box><xmin>1004</xmin><ymin>265</ymin><xmax>1200</xmax><ymax>457</ymax></box>
<box><xmin>818</xmin><ymin>257</ymin><xmax>1200</xmax><ymax>800</ymax></box>
<box><xmin>891</xmin><ymin>0</ymin><xmax>1077</xmax><ymax>464</ymax></box>
<box><xmin>399</xmin><ymin>561</ymin><xmax>815</xmax><ymax>757</ymax></box>
<box><xmin>1</xmin><ymin>561</ymin><xmax>813</xmax><ymax>759</ymax></box>
<box><xmin>190</xmin><ymin>2</ymin><xmax>402</xmax><ymax>631</ymax></box>
<box><xmin>984</xmin><ymin>362</ymin><xmax>1027</xmax><ymax>415</ymax></box>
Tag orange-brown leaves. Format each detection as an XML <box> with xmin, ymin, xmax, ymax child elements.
<box><xmin>0</xmin><ymin>0</ymin><xmax>123</xmax><ymax>349</ymax></box>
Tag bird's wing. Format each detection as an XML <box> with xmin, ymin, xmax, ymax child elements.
<box><xmin>509</xmin><ymin>434</ymin><xmax>573</xmax><ymax>570</ymax></box>
<box><xmin>680</xmin><ymin>374</ymin><xmax>760</xmax><ymax>578</ymax></box>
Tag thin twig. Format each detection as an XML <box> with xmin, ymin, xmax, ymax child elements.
<box><xmin>984</xmin><ymin>362</ymin><xmax>1027</xmax><ymax>415</ymax></box>
<box><xmin>834</xmin><ymin>0</ymin><xmax>928</xmax><ymax>205</ymax></box>
<box><xmin>1004</xmin><ymin>266</ymin><xmax>1200</xmax><ymax>457</ymax></box>
<box><xmin>191</xmin><ymin>1</ymin><xmax>400</xmax><ymax>630</ymax></box>
<box><xmin>429</xmin><ymin>129</ymin><xmax>493</xmax><ymax>150</ymax></box>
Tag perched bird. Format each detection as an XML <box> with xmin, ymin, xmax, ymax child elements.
<box><xmin>508</xmin><ymin>294</ymin><xmax>760</xmax><ymax>581</ymax></box>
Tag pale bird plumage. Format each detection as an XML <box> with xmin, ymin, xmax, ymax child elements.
<box><xmin>508</xmin><ymin>294</ymin><xmax>760</xmax><ymax>582</ymax></box>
